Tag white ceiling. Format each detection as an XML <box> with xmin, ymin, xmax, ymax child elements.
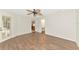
<box><xmin>0</xmin><ymin>9</ymin><xmax>26</xmax><ymax>15</ymax></box>
<box><xmin>0</xmin><ymin>9</ymin><xmax>76</xmax><ymax>16</ymax></box>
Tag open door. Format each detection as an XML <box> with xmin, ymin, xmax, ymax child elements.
<box><xmin>0</xmin><ymin>16</ymin><xmax>11</xmax><ymax>40</ymax></box>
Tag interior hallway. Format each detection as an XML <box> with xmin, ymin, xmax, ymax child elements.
<box><xmin>0</xmin><ymin>32</ymin><xmax>78</xmax><ymax>50</ymax></box>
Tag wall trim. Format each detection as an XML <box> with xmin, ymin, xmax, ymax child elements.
<box><xmin>0</xmin><ymin>32</ymin><xmax>31</xmax><ymax>43</ymax></box>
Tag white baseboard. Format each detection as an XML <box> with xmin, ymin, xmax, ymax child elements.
<box><xmin>36</xmin><ymin>31</ymin><xmax>76</xmax><ymax>42</ymax></box>
<box><xmin>0</xmin><ymin>32</ymin><xmax>31</xmax><ymax>43</ymax></box>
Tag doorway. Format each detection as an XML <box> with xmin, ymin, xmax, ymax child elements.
<box><xmin>0</xmin><ymin>16</ymin><xmax>11</xmax><ymax>40</ymax></box>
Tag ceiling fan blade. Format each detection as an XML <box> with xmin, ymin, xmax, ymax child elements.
<box><xmin>26</xmin><ymin>10</ymin><xmax>33</xmax><ymax>12</ymax></box>
<box><xmin>36</xmin><ymin>9</ymin><xmax>41</xmax><ymax>12</ymax></box>
<box><xmin>33</xmin><ymin>9</ymin><xmax>36</xmax><ymax>12</ymax></box>
<box><xmin>27</xmin><ymin>13</ymin><xmax>33</xmax><ymax>15</ymax></box>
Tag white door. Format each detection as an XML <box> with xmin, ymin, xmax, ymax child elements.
<box><xmin>0</xmin><ymin>16</ymin><xmax>11</xmax><ymax>40</ymax></box>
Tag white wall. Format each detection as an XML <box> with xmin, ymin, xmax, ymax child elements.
<box><xmin>0</xmin><ymin>14</ymin><xmax>2</xmax><ymax>40</ymax></box>
<box><xmin>11</xmin><ymin>14</ymin><xmax>31</xmax><ymax>37</ymax></box>
<box><xmin>36</xmin><ymin>9</ymin><xmax>76</xmax><ymax>41</ymax></box>
<box><xmin>0</xmin><ymin>10</ymin><xmax>31</xmax><ymax>42</ymax></box>
<box><xmin>0</xmin><ymin>9</ymin><xmax>77</xmax><ymax>43</ymax></box>
<box><xmin>76</xmin><ymin>10</ymin><xmax>79</xmax><ymax>46</ymax></box>
<box><xmin>46</xmin><ymin>9</ymin><xmax>76</xmax><ymax>41</ymax></box>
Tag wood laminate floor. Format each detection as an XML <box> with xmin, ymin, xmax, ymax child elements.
<box><xmin>0</xmin><ymin>32</ymin><xmax>78</xmax><ymax>50</ymax></box>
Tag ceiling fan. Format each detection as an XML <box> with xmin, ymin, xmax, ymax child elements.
<box><xmin>26</xmin><ymin>9</ymin><xmax>45</xmax><ymax>33</ymax></box>
<box><xmin>26</xmin><ymin>9</ymin><xmax>42</xmax><ymax>16</ymax></box>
